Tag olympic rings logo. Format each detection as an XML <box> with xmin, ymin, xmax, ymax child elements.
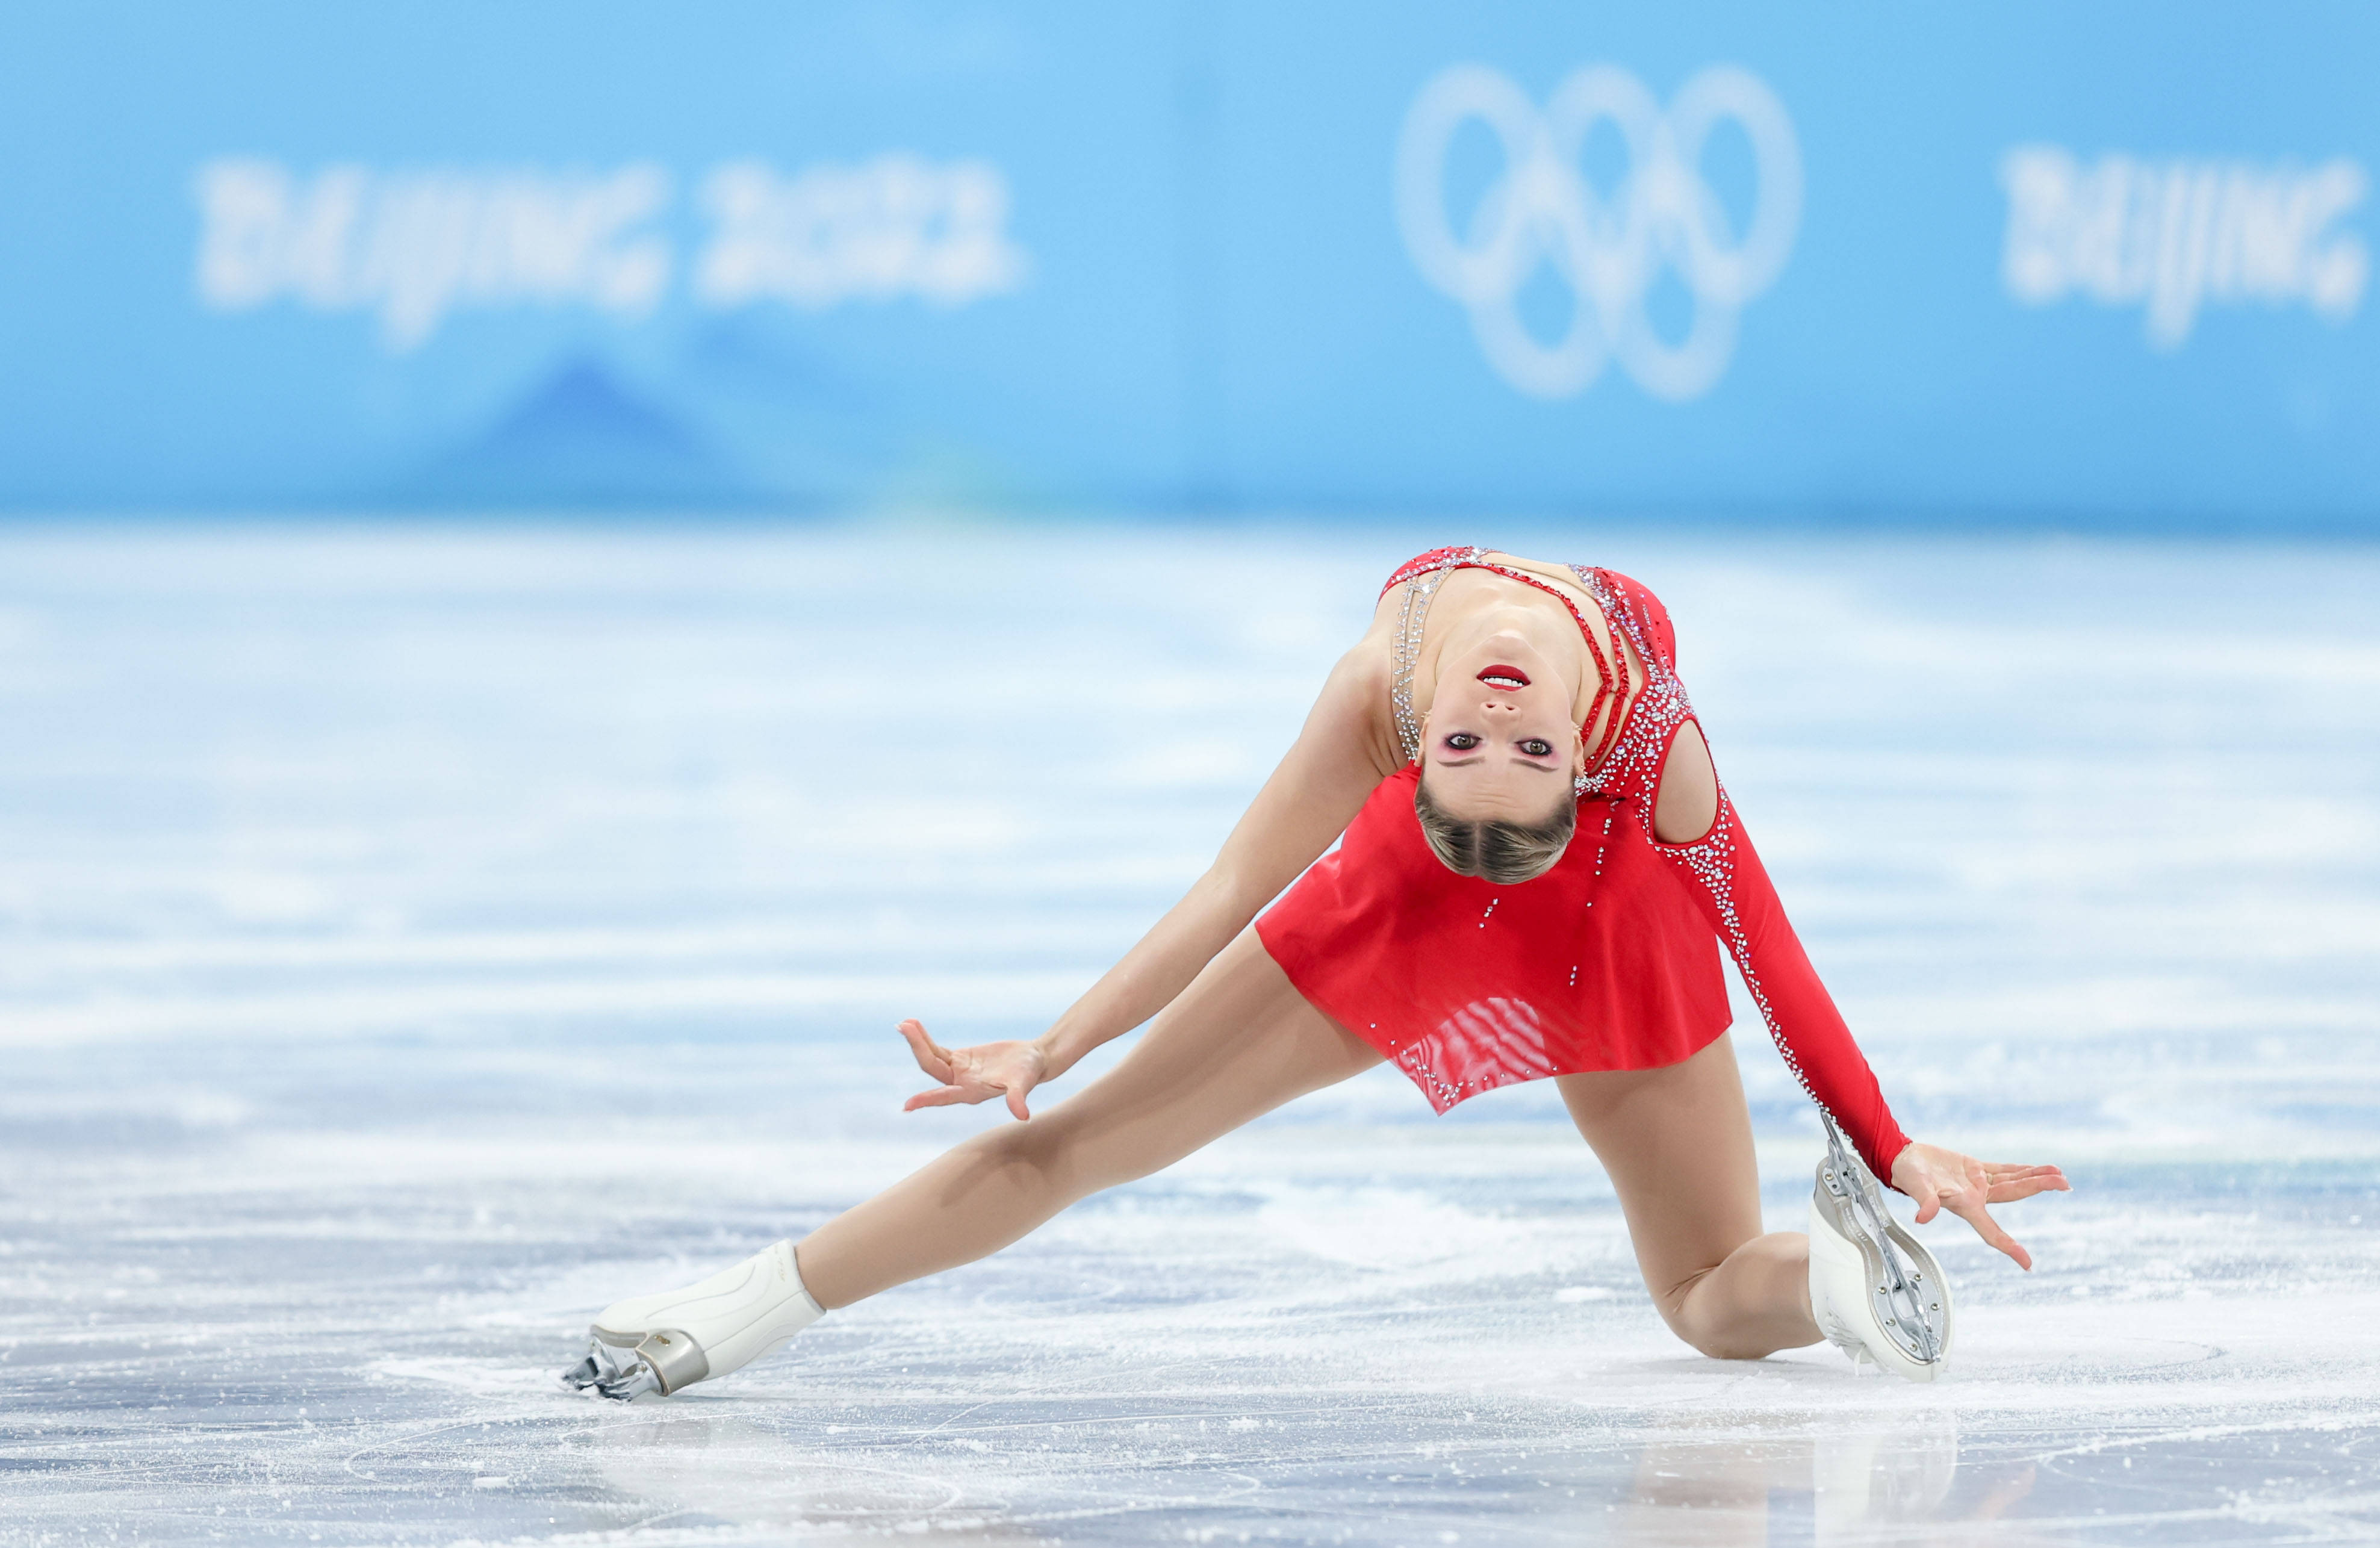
<box><xmin>1395</xmin><ymin>63</ymin><xmax>1803</xmax><ymax>402</ymax></box>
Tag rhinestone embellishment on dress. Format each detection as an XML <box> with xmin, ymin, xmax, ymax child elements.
<box><xmin>1384</xmin><ymin>547</ymin><xmax>1627</xmax><ymax>783</ymax></box>
<box><xmin>1356</xmin><ymin>550</ymin><xmax>1880</xmax><ymax>1160</ymax></box>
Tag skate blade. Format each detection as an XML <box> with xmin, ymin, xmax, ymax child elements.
<box><xmin>1817</xmin><ymin>1127</ymin><xmax>1953</xmax><ymax>1374</ymax></box>
<box><xmin>1871</xmin><ymin>1218</ymin><xmax>1950</xmax><ymax>1367</ymax></box>
<box><xmin>560</xmin><ymin>1337</ymin><xmax>635</xmax><ymax>1393</ymax></box>
<box><xmin>594</xmin><ymin>1361</ymin><xmax>662</xmax><ymax>1401</ymax></box>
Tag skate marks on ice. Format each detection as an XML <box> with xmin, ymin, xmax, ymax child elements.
<box><xmin>558</xmin><ymin>1403</ymin><xmax>1977</xmax><ymax>1544</ymax></box>
<box><xmin>0</xmin><ymin>524</ymin><xmax>2378</xmax><ymax>1542</ymax></box>
<box><xmin>10</xmin><ymin>1114</ymin><xmax>2375</xmax><ymax>1546</ymax></box>
<box><xmin>374</xmin><ymin>1282</ymin><xmax>2380</xmax><ymax>1547</ymax></box>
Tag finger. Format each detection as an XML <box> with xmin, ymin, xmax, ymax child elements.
<box><xmin>1954</xmin><ymin>1198</ymin><xmax>2033</xmax><ymax>1270</ymax></box>
<box><xmin>898</xmin><ymin>1017</ymin><xmax>951</xmax><ymax>1062</ymax></box>
<box><xmin>1981</xmin><ymin>1167</ymin><xmax>2071</xmax><ymax>1199</ymax></box>
<box><xmin>1005</xmin><ymin>1084</ymin><xmax>1032</xmax><ymax>1122</ymax></box>
<box><xmin>1908</xmin><ymin>1175</ymin><xmax>1942</xmax><ymax>1225</ymax></box>
<box><xmin>896</xmin><ymin>1019</ymin><xmax>954</xmax><ymax>1083</ymax></box>
<box><xmin>1983</xmin><ymin>1163</ymin><xmax>2068</xmax><ymax>1185</ymax></box>
<box><xmin>901</xmin><ymin>1084</ymin><xmax>971</xmax><ymax>1111</ymax></box>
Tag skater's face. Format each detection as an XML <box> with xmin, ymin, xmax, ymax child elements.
<box><xmin>1420</xmin><ymin>630</ymin><xmax>1582</xmax><ymax>825</ymax></box>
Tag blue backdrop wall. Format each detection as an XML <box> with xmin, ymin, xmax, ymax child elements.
<box><xmin>1</xmin><ymin>2</ymin><xmax>2374</xmax><ymax>522</ymax></box>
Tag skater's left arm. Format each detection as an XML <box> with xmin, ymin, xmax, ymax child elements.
<box><xmin>1651</xmin><ymin>721</ymin><xmax>1909</xmax><ymax>1175</ymax></box>
<box><xmin>1654</xmin><ymin>724</ymin><xmax>2068</xmax><ymax>1256</ymax></box>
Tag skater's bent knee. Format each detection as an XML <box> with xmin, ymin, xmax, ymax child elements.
<box><xmin>1677</xmin><ymin>1325</ymin><xmax>1788</xmax><ymax>1361</ymax></box>
<box><xmin>1662</xmin><ymin>1296</ymin><xmax>1788</xmax><ymax>1360</ymax></box>
<box><xmin>1660</xmin><ymin>1307</ymin><xmax>1759</xmax><ymax>1360</ymax></box>
<box><xmin>1655</xmin><ymin>1267</ymin><xmax>1788</xmax><ymax>1361</ymax></box>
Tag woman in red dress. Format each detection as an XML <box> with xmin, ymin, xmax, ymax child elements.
<box><xmin>566</xmin><ymin>548</ymin><xmax>2068</xmax><ymax>1400</ymax></box>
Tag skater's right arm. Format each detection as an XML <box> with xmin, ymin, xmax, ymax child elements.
<box><xmin>899</xmin><ymin>641</ymin><xmax>1401</xmax><ymax>1116</ymax></box>
<box><xmin>1038</xmin><ymin>643</ymin><xmax>1397</xmax><ymax>1071</ymax></box>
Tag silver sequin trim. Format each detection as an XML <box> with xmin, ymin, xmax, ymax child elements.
<box><xmin>1388</xmin><ymin>547</ymin><xmax>1623</xmax><ymax>778</ymax></box>
<box><xmin>1567</xmin><ymin>562</ymin><xmax>1842</xmax><ymax>1135</ymax></box>
<box><xmin>1387</xmin><ymin>547</ymin><xmax>1484</xmax><ymax>763</ymax></box>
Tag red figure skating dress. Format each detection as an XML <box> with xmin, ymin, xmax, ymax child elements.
<box><xmin>1256</xmin><ymin>549</ymin><xmax>1912</xmax><ymax>1180</ymax></box>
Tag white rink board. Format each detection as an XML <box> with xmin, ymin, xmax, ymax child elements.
<box><xmin>0</xmin><ymin>522</ymin><xmax>2376</xmax><ymax>1544</ymax></box>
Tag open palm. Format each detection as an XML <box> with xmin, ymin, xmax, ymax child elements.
<box><xmin>896</xmin><ymin>1018</ymin><xmax>1048</xmax><ymax>1121</ymax></box>
<box><xmin>1890</xmin><ymin>1140</ymin><xmax>2069</xmax><ymax>1270</ymax></box>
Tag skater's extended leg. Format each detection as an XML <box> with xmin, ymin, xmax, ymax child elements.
<box><xmin>1558</xmin><ymin>1035</ymin><xmax>1822</xmax><ymax>1360</ymax></box>
<box><xmin>795</xmin><ymin>928</ymin><xmax>1381</xmax><ymax>1309</ymax></box>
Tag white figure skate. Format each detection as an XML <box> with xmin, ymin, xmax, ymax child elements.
<box><xmin>1807</xmin><ymin>1121</ymin><xmax>1952</xmax><ymax>1382</ymax></box>
<box><xmin>561</xmin><ymin>1239</ymin><xmax>824</xmax><ymax>1400</ymax></box>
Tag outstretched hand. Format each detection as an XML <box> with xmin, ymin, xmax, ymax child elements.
<box><xmin>896</xmin><ymin>1019</ymin><xmax>1048</xmax><ymax>1121</ymax></box>
<box><xmin>1889</xmin><ymin>1142</ymin><xmax>2069</xmax><ymax>1271</ymax></box>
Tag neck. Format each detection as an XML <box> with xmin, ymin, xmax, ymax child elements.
<box><xmin>1433</xmin><ymin>608</ymin><xmax>1583</xmax><ymax>709</ymax></box>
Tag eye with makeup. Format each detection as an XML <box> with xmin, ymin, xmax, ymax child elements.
<box><xmin>1441</xmin><ymin>732</ymin><xmax>1558</xmax><ymax>760</ymax></box>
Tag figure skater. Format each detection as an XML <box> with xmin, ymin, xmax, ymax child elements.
<box><xmin>564</xmin><ymin>547</ymin><xmax>2068</xmax><ymax>1400</ymax></box>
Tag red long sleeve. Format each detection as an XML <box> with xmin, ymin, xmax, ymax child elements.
<box><xmin>1577</xmin><ymin>566</ymin><xmax>1912</xmax><ymax>1183</ymax></box>
<box><xmin>1645</xmin><ymin>785</ymin><xmax>1911</xmax><ymax>1181</ymax></box>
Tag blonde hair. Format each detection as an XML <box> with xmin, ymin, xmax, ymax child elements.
<box><xmin>1412</xmin><ymin>774</ymin><xmax>1576</xmax><ymax>884</ymax></box>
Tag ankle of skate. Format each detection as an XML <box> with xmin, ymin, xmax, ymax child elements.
<box><xmin>561</xmin><ymin>1239</ymin><xmax>824</xmax><ymax>1400</ymax></box>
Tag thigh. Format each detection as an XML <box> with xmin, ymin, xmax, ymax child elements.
<box><xmin>1042</xmin><ymin>926</ymin><xmax>1383</xmax><ymax>1183</ymax></box>
<box><xmin>1556</xmin><ymin>1034</ymin><xmax>1766</xmax><ymax>1304</ymax></box>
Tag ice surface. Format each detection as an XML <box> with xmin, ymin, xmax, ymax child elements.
<box><xmin>1</xmin><ymin>521</ymin><xmax>2376</xmax><ymax>1544</ymax></box>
